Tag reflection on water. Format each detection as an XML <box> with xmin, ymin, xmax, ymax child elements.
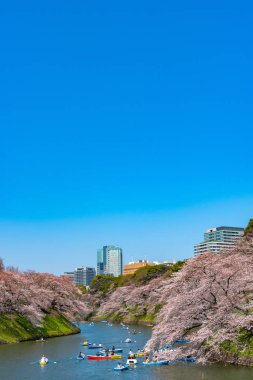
<box><xmin>0</xmin><ymin>323</ymin><xmax>252</xmax><ymax>380</ymax></box>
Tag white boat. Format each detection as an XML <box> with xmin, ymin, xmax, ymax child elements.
<box><xmin>127</xmin><ymin>358</ymin><xmax>138</xmax><ymax>365</ymax></box>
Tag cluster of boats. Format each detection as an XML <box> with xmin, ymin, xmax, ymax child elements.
<box><xmin>36</xmin><ymin>324</ymin><xmax>196</xmax><ymax>369</ymax></box>
<box><xmin>78</xmin><ymin>339</ymin><xmax>169</xmax><ymax>369</ymax></box>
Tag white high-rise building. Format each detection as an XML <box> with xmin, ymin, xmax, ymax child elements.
<box><xmin>97</xmin><ymin>245</ymin><xmax>123</xmax><ymax>277</ymax></box>
<box><xmin>106</xmin><ymin>246</ymin><xmax>123</xmax><ymax>277</ymax></box>
<box><xmin>194</xmin><ymin>226</ymin><xmax>244</xmax><ymax>255</ymax></box>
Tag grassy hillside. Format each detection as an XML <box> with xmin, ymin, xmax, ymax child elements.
<box><xmin>0</xmin><ymin>312</ymin><xmax>80</xmax><ymax>344</ymax></box>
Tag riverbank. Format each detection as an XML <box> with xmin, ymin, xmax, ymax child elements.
<box><xmin>0</xmin><ymin>312</ymin><xmax>80</xmax><ymax>344</ymax></box>
<box><xmin>91</xmin><ymin>314</ymin><xmax>155</xmax><ymax>326</ymax></box>
<box><xmin>0</xmin><ymin>269</ymin><xmax>89</xmax><ymax>344</ymax></box>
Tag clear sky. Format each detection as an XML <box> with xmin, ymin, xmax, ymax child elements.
<box><xmin>0</xmin><ymin>1</ymin><xmax>253</xmax><ymax>274</ymax></box>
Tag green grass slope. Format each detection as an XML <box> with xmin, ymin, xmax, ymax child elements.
<box><xmin>0</xmin><ymin>312</ymin><xmax>80</xmax><ymax>344</ymax></box>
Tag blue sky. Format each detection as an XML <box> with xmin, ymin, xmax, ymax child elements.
<box><xmin>0</xmin><ymin>1</ymin><xmax>253</xmax><ymax>273</ymax></box>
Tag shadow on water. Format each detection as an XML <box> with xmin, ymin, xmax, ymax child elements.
<box><xmin>0</xmin><ymin>323</ymin><xmax>252</xmax><ymax>380</ymax></box>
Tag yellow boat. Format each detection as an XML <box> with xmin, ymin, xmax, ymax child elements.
<box><xmin>82</xmin><ymin>341</ymin><xmax>89</xmax><ymax>346</ymax></box>
<box><xmin>110</xmin><ymin>354</ymin><xmax>122</xmax><ymax>360</ymax></box>
<box><xmin>136</xmin><ymin>352</ymin><xmax>145</xmax><ymax>357</ymax></box>
<box><xmin>39</xmin><ymin>361</ymin><xmax>48</xmax><ymax>366</ymax></box>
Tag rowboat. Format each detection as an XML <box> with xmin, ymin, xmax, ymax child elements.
<box><xmin>88</xmin><ymin>345</ymin><xmax>103</xmax><ymax>349</ymax></box>
<box><xmin>39</xmin><ymin>360</ymin><xmax>48</xmax><ymax>366</ymax></box>
<box><xmin>176</xmin><ymin>356</ymin><xmax>196</xmax><ymax>363</ymax></box>
<box><xmin>114</xmin><ymin>348</ymin><xmax>123</xmax><ymax>353</ymax></box>
<box><xmin>143</xmin><ymin>360</ymin><xmax>169</xmax><ymax>366</ymax></box>
<box><xmin>76</xmin><ymin>356</ymin><xmax>85</xmax><ymax>360</ymax></box>
<box><xmin>126</xmin><ymin>358</ymin><xmax>138</xmax><ymax>365</ymax></box>
<box><xmin>100</xmin><ymin>349</ymin><xmax>123</xmax><ymax>355</ymax></box>
<box><xmin>109</xmin><ymin>354</ymin><xmax>122</xmax><ymax>360</ymax></box>
<box><xmin>114</xmin><ymin>365</ymin><xmax>128</xmax><ymax>371</ymax></box>
<box><xmin>87</xmin><ymin>355</ymin><xmax>110</xmax><ymax>361</ymax></box>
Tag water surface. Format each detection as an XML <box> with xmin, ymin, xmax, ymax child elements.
<box><xmin>0</xmin><ymin>322</ymin><xmax>252</xmax><ymax>380</ymax></box>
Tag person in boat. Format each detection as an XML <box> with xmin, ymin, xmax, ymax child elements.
<box><xmin>117</xmin><ymin>362</ymin><xmax>124</xmax><ymax>369</ymax></box>
<box><xmin>98</xmin><ymin>343</ymin><xmax>102</xmax><ymax>347</ymax></box>
<box><xmin>105</xmin><ymin>347</ymin><xmax>109</xmax><ymax>356</ymax></box>
<box><xmin>128</xmin><ymin>350</ymin><xmax>135</xmax><ymax>359</ymax></box>
<box><xmin>40</xmin><ymin>354</ymin><xmax>48</xmax><ymax>363</ymax></box>
<box><xmin>78</xmin><ymin>352</ymin><xmax>85</xmax><ymax>358</ymax></box>
<box><xmin>92</xmin><ymin>343</ymin><xmax>97</xmax><ymax>346</ymax></box>
<box><xmin>153</xmin><ymin>354</ymin><xmax>158</xmax><ymax>362</ymax></box>
<box><xmin>40</xmin><ymin>337</ymin><xmax>44</xmax><ymax>341</ymax></box>
<box><xmin>112</xmin><ymin>345</ymin><xmax>115</xmax><ymax>351</ymax></box>
<box><xmin>128</xmin><ymin>349</ymin><xmax>135</xmax><ymax>357</ymax></box>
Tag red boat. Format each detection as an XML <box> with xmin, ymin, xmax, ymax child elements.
<box><xmin>87</xmin><ymin>355</ymin><xmax>110</xmax><ymax>361</ymax></box>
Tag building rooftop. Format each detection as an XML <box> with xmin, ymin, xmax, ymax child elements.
<box><xmin>206</xmin><ymin>226</ymin><xmax>244</xmax><ymax>233</ymax></box>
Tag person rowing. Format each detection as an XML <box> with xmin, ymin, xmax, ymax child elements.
<box><xmin>40</xmin><ymin>354</ymin><xmax>48</xmax><ymax>364</ymax></box>
<box><xmin>78</xmin><ymin>352</ymin><xmax>85</xmax><ymax>359</ymax></box>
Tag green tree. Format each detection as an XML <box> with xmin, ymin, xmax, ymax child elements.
<box><xmin>244</xmin><ymin>219</ymin><xmax>253</xmax><ymax>237</ymax></box>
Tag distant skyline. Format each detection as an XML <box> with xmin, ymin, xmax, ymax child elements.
<box><xmin>0</xmin><ymin>2</ymin><xmax>253</xmax><ymax>273</ymax></box>
<box><xmin>1</xmin><ymin>197</ymin><xmax>252</xmax><ymax>274</ymax></box>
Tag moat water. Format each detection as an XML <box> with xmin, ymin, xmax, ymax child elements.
<box><xmin>0</xmin><ymin>322</ymin><xmax>252</xmax><ymax>380</ymax></box>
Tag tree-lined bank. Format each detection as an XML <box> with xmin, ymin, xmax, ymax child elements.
<box><xmin>0</xmin><ymin>269</ymin><xmax>90</xmax><ymax>343</ymax></box>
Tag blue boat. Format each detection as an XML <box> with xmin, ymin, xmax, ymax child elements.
<box><xmin>176</xmin><ymin>357</ymin><xmax>196</xmax><ymax>363</ymax></box>
<box><xmin>114</xmin><ymin>365</ymin><xmax>128</xmax><ymax>371</ymax></box>
<box><xmin>174</xmin><ymin>339</ymin><xmax>189</xmax><ymax>344</ymax></box>
<box><xmin>143</xmin><ymin>360</ymin><xmax>169</xmax><ymax>366</ymax></box>
<box><xmin>100</xmin><ymin>348</ymin><xmax>123</xmax><ymax>354</ymax></box>
<box><xmin>88</xmin><ymin>345</ymin><xmax>103</xmax><ymax>349</ymax></box>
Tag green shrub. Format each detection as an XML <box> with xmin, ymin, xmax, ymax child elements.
<box><xmin>90</xmin><ymin>261</ymin><xmax>185</xmax><ymax>293</ymax></box>
<box><xmin>244</xmin><ymin>219</ymin><xmax>253</xmax><ymax>237</ymax></box>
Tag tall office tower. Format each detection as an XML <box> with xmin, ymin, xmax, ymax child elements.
<box><xmin>194</xmin><ymin>226</ymin><xmax>244</xmax><ymax>255</ymax></box>
<box><xmin>106</xmin><ymin>246</ymin><xmax>123</xmax><ymax>277</ymax></box>
<box><xmin>97</xmin><ymin>245</ymin><xmax>123</xmax><ymax>277</ymax></box>
<box><xmin>74</xmin><ymin>267</ymin><xmax>96</xmax><ymax>286</ymax></box>
<box><xmin>97</xmin><ymin>247</ymin><xmax>107</xmax><ymax>275</ymax></box>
